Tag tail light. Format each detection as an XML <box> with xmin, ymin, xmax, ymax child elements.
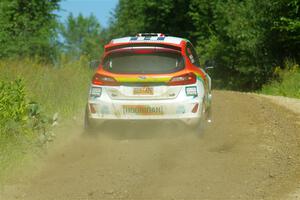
<box><xmin>168</xmin><ymin>73</ymin><xmax>196</xmax><ymax>86</ymax></box>
<box><xmin>92</xmin><ymin>74</ymin><xmax>119</xmax><ymax>86</ymax></box>
<box><xmin>89</xmin><ymin>104</ymin><xmax>97</xmax><ymax>114</ymax></box>
<box><xmin>192</xmin><ymin>103</ymin><xmax>199</xmax><ymax>113</ymax></box>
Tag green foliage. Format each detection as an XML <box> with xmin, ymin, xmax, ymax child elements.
<box><xmin>109</xmin><ymin>0</ymin><xmax>299</xmax><ymax>91</ymax></box>
<box><xmin>261</xmin><ymin>60</ymin><xmax>300</xmax><ymax>98</ymax></box>
<box><xmin>0</xmin><ymin>58</ymin><xmax>93</xmax><ymax>180</ymax></box>
<box><xmin>108</xmin><ymin>0</ymin><xmax>195</xmax><ymax>40</ymax></box>
<box><xmin>191</xmin><ymin>0</ymin><xmax>275</xmax><ymax>90</ymax></box>
<box><xmin>271</xmin><ymin>0</ymin><xmax>300</xmax><ymax>60</ymax></box>
<box><xmin>0</xmin><ymin>79</ymin><xmax>52</xmax><ymax>181</ymax></box>
<box><xmin>190</xmin><ymin>0</ymin><xmax>299</xmax><ymax>90</ymax></box>
<box><xmin>0</xmin><ymin>0</ymin><xmax>298</xmax><ymax>90</ymax></box>
<box><xmin>0</xmin><ymin>79</ymin><xmax>52</xmax><ymax>140</ymax></box>
<box><xmin>108</xmin><ymin>0</ymin><xmax>147</xmax><ymax>38</ymax></box>
<box><xmin>0</xmin><ymin>79</ymin><xmax>27</xmax><ymax>125</ymax></box>
<box><xmin>59</xmin><ymin>14</ymin><xmax>104</xmax><ymax>60</ymax></box>
<box><xmin>0</xmin><ymin>0</ymin><xmax>60</xmax><ymax>60</ymax></box>
<box><xmin>0</xmin><ymin>77</ymin><xmax>54</xmax><ymax>179</ymax></box>
<box><xmin>0</xmin><ymin>58</ymin><xmax>93</xmax><ymax>118</ymax></box>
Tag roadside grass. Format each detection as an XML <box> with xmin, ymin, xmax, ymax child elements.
<box><xmin>0</xmin><ymin>58</ymin><xmax>93</xmax><ymax>118</ymax></box>
<box><xmin>261</xmin><ymin>61</ymin><xmax>300</xmax><ymax>99</ymax></box>
<box><xmin>0</xmin><ymin>57</ymin><xmax>94</xmax><ymax>182</ymax></box>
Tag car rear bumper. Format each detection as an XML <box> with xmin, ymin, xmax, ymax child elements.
<box><xmin>87</xmin><ymin>98</ymin><xmax>203</xmax><ymax>126</ymax></box>
<box><xmin>87</xmin><ymin>82</ymin><xmax>206</xmax><ymax>126</ymax></box>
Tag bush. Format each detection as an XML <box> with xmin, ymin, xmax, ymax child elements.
<box><xmin>0</xmin><ymin>79</ymin><xmax>55</xmax><ymax>181</ymax></box>
<box><xmin>0</xmin><ymin>57</ymin><xmax>93</xmax><ymax>118</ymax></box>
<box><xmin>0</xmin><ymin>79</ymin><xmax>53</xmax><ymax>144</ymax></box>
<box><xmin>261</xmin><ymin>61</ymin><xmax>300</xmax><ymax>98</ymax></box>
<box><xmin>0</xmin><ymin>58</ymin><xmax>93</xmax><ymax>181</ymax></box>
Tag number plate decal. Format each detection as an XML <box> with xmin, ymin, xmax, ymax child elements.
<box><xmin>133</xmin><ymin>87</ymin><xmax>153</xmax><ymax>95</ymax></box>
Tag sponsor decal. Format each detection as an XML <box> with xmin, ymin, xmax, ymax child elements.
<box><xmin>123</xmin><ymin>105</ymin><xmax>163</xmax><ymax>115</ymax></box>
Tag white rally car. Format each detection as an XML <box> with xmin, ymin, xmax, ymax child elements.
<box><xmin>84</xmin><ymin>33</ymin><xmax>212</xmax><ymax>132</ymax></box>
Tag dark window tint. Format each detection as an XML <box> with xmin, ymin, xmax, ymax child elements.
<box><xmin>186</xmin><ymin>43</ymin><xmax>200</xmax><ymax>67</ymax></box>
<box><xmin>103</xmin><ymin>52</ymin><xmax>185</xmax><ymax>74</ymax></box>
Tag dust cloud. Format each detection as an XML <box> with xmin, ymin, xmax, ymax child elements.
<box><xmin>2</xmin><ymin>91</ymin><xmax>300</xmax><ymax>200</ymax></box>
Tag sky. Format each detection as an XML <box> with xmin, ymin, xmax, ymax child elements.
<box><xmin>58</xmin><ymin>0</ymin><xmax>119</xmax><ymax>27</ymax></box>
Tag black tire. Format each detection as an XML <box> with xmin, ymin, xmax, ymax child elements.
<box><xmin>191</xmin><ymin>101</ymin><xmax>207</xmax><ymax>135</ymax></box>
<box><xmin>205</xmin><ymin>105</ymin><xmax>212</xmax><ymax>123</ymax></box>
<box><xmin>191</xmin><ymin>117</ymin><xmax>206</xmax><ymax>135</ymax></box>
<box><xmin>83</xmin><ymin>105</ymin><xmax>96</xmax><ymax>134</ymax></box>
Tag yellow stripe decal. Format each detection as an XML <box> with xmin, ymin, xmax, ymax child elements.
<box><xmin>115</xmin><ymin>77</ymin><xmax>171</xmax><ymax>83</ymax></box>
<box><xmin>115</xmin><ymin>73</ymin><xmax>205</xmax><ymax>83</ymax></box>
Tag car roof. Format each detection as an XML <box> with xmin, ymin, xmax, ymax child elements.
<box><xmin>111</xmin><ymin>36</ymin><xmax>184</xmax><ymax>45</ymax></box>
<box><xmin>104</xmin><ymin>34</ymin><xmax>188</xmax><ymax>53</ymax></box>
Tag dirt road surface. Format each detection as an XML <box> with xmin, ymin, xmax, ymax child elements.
<box><xmin>1</xmin><ymin>91</ymin><xmax>300</xmax><ymax>200</ymax></box>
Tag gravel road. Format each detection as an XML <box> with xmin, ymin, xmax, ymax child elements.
<box><xmin>1</xmin><ymin>91</ymin><xmax>300</xmax><ymax>200</ymax></box>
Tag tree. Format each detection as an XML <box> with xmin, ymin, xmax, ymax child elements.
<box><xmin>59</xmin><ymin>13</ymin><xmax>104</xmax><ymax>60</ymax></box>
<box><xmin>270</xmin><ymin>0</ymin><xmax>300</xmax><ymax>62</ymax></box>
<box><xmin>188</xmin><ymin>0</ymin><xmax>299</xmax><ymax>90</ymax></box>
<box><xmin>104</xmin><ymin>0</ymin><xmax>300</xmax><ymax>90</ymax></box>
<box><xmin>108</xmin><ymin>0</ymin><xmax>195</xmax><ymax>41</ymax></box>
<box><xmin>0</xmin><ymin>0</ymin><xmax>60</xmax><ymax>60</ymax></box>
<box><xmin>189</xmin><ymin>0</ymin><xmax>276</xmax><ymax>89</ymax></box>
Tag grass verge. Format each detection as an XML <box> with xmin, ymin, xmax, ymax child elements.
<box><xmin>261</xmin><ymin>61</ymin><xmax>300</xmax><ymax>99</ymax></box>
<box><xmin>0</xmin><ymin>57</ymin><xmax>93</xmax><ymax>182</ymax></box>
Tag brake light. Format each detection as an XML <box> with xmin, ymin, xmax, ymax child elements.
<box><xmin>168</xmin><ymin>73</ymin><xmax>196</xmax><ymax>86</ymax></box>
<box><xmin>192</xmin><ymin>103</ymin><xmax>199</xmax><ymax>113</ymax></box>
<box><xmin>89</xmin><ymin>104</ymin><xmax>97</xmax><ymax>114</ymax></box>
<box><xmin>92</xmin><ymin>74</ymin><xmax>119</xmax><ymax>86</ymax></box>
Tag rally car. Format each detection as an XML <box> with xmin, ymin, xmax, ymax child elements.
<box><xmin>84</xmin><ymin>33</ymin><xmax>212</xmax><ymax>132</ymax></box>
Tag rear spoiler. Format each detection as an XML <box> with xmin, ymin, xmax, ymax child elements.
<box><xmin>105</xmin><ymin>43</ymin><xmax>182</xmax><ymax>52</ymax></box>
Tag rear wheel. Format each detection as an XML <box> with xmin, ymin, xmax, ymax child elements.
<box><xmin>205</xmin><ymin>105</ymin><xmax>212</xmax><ymax>123</ymax></box>
<box><xmin>83</xmin><ymin>105</ymin><xmax>96</xmax><ymax>134</ymax></box>
<box><xmin>191</xmin><ymin>101</ymin><xmax>207</xmax><ymax>135</ymax></box>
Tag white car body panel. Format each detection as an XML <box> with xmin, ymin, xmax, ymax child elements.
<box><xmin>87</xmin><ymin>79</ymin><xmax>205</xmax><ymax>125</ymax></box>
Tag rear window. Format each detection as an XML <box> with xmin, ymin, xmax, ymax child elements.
<box><xmin>103</xmin><ymin>51</ymin><xmax>185</xmax><ymax>74</ymax></box>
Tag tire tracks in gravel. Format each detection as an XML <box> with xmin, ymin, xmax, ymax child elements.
<box><xmin>1</xmin><ymin>90</ymin><xmax>300</xmax><ymax>200</ymax></box>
